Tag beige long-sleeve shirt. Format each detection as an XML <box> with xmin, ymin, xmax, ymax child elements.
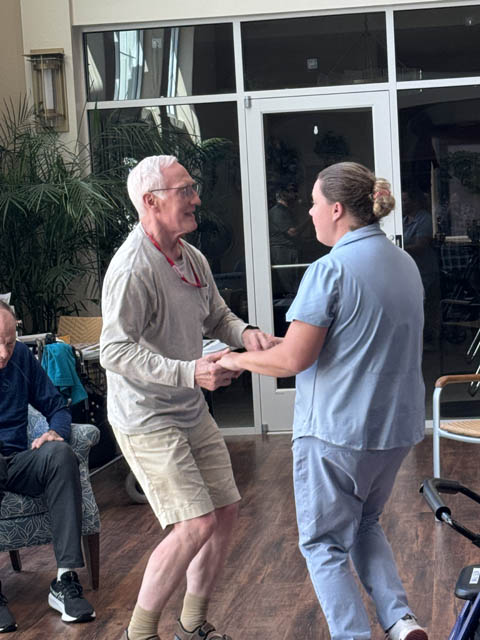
<box><xmin>100</xmin><ymin>224</ymin><xmax>247</xmax><ymax>433</ymax></box>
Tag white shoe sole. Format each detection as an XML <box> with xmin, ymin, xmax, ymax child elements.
<box><xmin>48</xmin><ymin>593</ymin><xmax>96</xmax><ymax>623</ymax></box>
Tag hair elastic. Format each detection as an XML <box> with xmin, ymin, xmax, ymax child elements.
<box><xmin>373</xmin><ymin>189</ymin><xmax>391</xmax><ymax>200</ymax></box>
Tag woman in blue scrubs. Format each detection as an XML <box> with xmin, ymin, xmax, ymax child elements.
<box><xmin>218</xmin><ymin>162</ymin><xmax>427</xmax><ymax>640</ymax></box>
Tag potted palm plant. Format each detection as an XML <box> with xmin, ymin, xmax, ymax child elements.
<box><xmin>0</xmin><ymin>98</ymin><xmax>115</xmax><ymax>333</ymax></box>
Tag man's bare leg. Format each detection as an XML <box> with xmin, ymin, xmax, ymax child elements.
<box><xmin>128</xmin><ymin>503</ymin><xmax>238</xmax><ymax>640</ymax></box>
<box><xmin>127</xmin><ymin>512</ymin><xmax>216</xmax><ymax>640</ymax></box>
<box><xmin>138</xmin><ymin>513</ymin><xmax>217</xmax><ymax>611</ymax></box>
<box><xmin>178</xmin><ymin>503</ymin><xmax>239</xmax><ymax>633</ymax></box>
<box><xmin>185</xmin><ymin>503</ymin><xmax>239</xmax><ymax>598</ymax></box>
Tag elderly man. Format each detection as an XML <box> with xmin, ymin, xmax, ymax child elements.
<box><xmin>0</xmin><ymin>301</ymin><xmax>95</xmax><ymax>633</ymax></box>
<box><xmin>100</xmin><ymin>155</ymin><xmax>276</xmax><ymax>640</ymax></box>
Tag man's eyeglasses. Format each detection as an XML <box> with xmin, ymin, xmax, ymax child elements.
<box><xmin>150</xmin><ymin>183</ymin><xmax>200</xmax><ymax>199</ymax></box>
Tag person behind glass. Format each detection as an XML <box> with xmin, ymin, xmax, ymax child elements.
<box><xmin>402</xmin><ymin>188</ymin><xmax>440</xmax><ymax>352</ymax></box>
<box><xmin>268</xmin><ymin>185</ymin><xmax>300</xmax><ymax>295</ymax></box>
<box><xmin>100</xmin><ymin>155</ymin><xmax>278</xmax><ymax>640</ymax></box>
<box><xmin>218</xmin><ymin>162</ymin><xmax>428</xmax><ymax>640</ymax></box>
<box><xmin>0</xmin><ymin>301</ymin><xmax>95</xmax><ymax>633</ymax></box>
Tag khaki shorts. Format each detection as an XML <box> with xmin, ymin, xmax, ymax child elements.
<box><xmin>113</xmin><ymin>412</ymin><xmax>241</xmax><ymax>528</ymax></box>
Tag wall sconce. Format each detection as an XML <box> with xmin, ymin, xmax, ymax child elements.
<box><xmin>26</xmin><ymin>49</ymin><xmax>68</xmax><ymax>132</ymax></box>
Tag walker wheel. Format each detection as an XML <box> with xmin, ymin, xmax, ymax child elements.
<box><xmin>125</xmin><ymin>471</ymin><xmax>148</xmax><ymax>504</ymax></box>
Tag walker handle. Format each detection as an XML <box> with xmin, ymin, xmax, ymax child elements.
<box><xmin>421</xmin><ymin>479</ymin><xmax>480</xmax><ymax>546</ymax></box>
<box><xmin>421</xmin><ymin>478</ymin><xmax>457</xmax><ymax>520</ymax></box>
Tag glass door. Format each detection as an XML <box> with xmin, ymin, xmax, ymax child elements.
<box><xmin>245</xmin><ymin>92</ymin><xmax>397</xmax><ymax>431</ymax></box>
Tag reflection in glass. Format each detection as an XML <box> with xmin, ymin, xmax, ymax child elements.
<box><xmin>395</xmin><ymin>6</ymin><xmax>480</xmax><ymax>81</ymax></box>
<box><xmin>242</xmin><ymin>13</ymin><xmax>387</xmax><ymax>91</ymax></box>
<box><xmin>263</xmin><ymin>108</ymin><xmax>375</xmax><ymax>387</ymax></box>
<box><xmin>88</xmin><ymin>102</ymin><xmax>252</xmax><ymax>428</ymax></box>
<box><xmin>398</xmin><ymin>86</ymin><xmax>480</xmax><ymax>418</ymax></box>
<box><xmin>85</xmin><ymin>24</ymin><xmax>235</xmax><ymax>101</ymax></box>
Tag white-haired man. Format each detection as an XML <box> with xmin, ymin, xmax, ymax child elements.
<box><xmin>100</xmin><ymin>155</ymin><xmax>277</xmax><ymax>640</ymax></box>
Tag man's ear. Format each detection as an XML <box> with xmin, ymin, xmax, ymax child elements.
<box><xmin>143</xmin><ymin>192</ymin><xmax>156</xmax><ymax>209</ymax></box>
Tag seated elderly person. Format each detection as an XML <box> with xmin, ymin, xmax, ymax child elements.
<box><xmin>0</xmin><ymin>301</ymin><xmax>95</xmax><ymax>632</ymax></box>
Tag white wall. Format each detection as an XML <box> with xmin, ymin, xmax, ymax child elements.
<box><xmin>70</xmin><ymin>0</ymin><xmax>441</xmax><ymax>26</ymax></box>
<box><xmin>0</xmin><ymin>0</ymin><xmax>26</xmax><ymax>107</ymax></box>
<box><xmin>20</xmin><ymin>0</ymin><xmax>79</xmax><ymax>141</ymax></box>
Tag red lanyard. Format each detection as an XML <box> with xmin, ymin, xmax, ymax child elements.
<box><xmin>145</xmin><ymin>231</ymin><xmax>203</xmax><ymax>288</ymax></box>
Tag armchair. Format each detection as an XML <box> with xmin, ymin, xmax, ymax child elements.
<box><xmin>433</xmin><ymin>373</ymin><xmax>480</xmax><ymax>477</ymax></box>
<box><xmin>0</xmin><ymin>407</ymin><xmax>101</xmax><ymax>589</ymax></box>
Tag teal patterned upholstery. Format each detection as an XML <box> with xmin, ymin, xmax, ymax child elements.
<box><xmin>0</xmin><ymin>406</ymin><xmax>101</xmax><ymax>554</ymax></box>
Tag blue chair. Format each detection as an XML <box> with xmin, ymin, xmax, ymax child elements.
<box><xmin>0</xmin><ymin>407</ymin><xmax>101</xmax><ymax>589</ymax></box>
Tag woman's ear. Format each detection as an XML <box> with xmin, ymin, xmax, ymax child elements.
<box><xmin>332</xmin><ymin>201</ymin><xmax>345</xmax><ymax>221</ymax></box>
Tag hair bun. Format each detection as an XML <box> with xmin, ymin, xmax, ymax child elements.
<box><xmin>373</xmin><ymin>189</ymin><xmax>391</xmax><ymax>201</ymax></box>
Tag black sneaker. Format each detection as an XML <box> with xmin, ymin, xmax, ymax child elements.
<box><xmin>48</xmin><ymin>571</ymin><xmax>95</xmax><ymax>623</ymax></box>
<box><xmin>0</xmin><ymin>582</ymin><xmax>17</xmax><ymax>633</ymax></box>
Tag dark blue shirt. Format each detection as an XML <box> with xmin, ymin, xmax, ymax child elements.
<box><xmin>0</xmin><ymin>342</ymin><xmax>71</xmax><ymax>455</ymax></box>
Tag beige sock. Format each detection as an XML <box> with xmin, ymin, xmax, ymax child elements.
<box><xmin>180</xmin><ymin>593</ymin><xmax>209</xmax><ymax>632</ymax></box>
<box><xmin>127</xmin><ymin>603</ymin><xmax>161</xmax><ymax>640</ymax></box>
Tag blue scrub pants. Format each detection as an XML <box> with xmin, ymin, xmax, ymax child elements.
<box><xmin>293</xmin><ymin>437</ymin><xmax>412</xmax><ymax>640</ymax></box>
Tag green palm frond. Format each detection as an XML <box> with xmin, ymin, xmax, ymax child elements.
<box><xmin>0</xmin><ymin>98</ymin><xmax>116</xmax><ymax>332</ymax></box>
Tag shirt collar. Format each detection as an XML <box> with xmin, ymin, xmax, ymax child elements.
<box><xmin>331</xmin><ymin>223</ymin><xmax>385</xmax><ymax>252</ymax></box>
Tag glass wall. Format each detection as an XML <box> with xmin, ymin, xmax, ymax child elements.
<box><xmin>398</xmin><ymin>85</ymin><xmax>480</xmax><ymax>416</ymax></box>
<box><xmin>85</xmin><ymin>24</ymin><xmax>235</xmax><ymax>101</ymax></box>
<box><xmin>395</xmin><ymin>6</ymin><xmax>480</xmax><ymax>81</ymax></box>
<box><xmin>242</xmin><ymin>13</ymin><xmax>387</xmax><ymax>90</ymax></box>
<box><xmin>264</xmin><ymin>106</ymin><xmax>376</xmax><ymax>390</ymax></box>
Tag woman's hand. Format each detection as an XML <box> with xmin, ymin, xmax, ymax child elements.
<box><xmin>218</xmin><ymin>351</ymin><xmax>245</xmax><ymax>372</ymax></box>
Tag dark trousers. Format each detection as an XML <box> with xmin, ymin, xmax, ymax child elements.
<box><xmin>6</xmin><ymin>441</ymin><xmax>84</xmax><ymax>568</ymax></box>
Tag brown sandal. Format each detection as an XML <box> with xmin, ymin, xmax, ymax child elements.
<box><xmin>124</xmin><ymin>629</ymin><xmax>160</xmax><ymax>640</ymax></box>
<box><xmin>174</xmin><ymin>620</ymin><xmax>232</xmax><ymax>640</ymax></box>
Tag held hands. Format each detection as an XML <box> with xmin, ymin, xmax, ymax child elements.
<box><xmin>219</xmin><ymin>329</ymin><xmax>283</xmax><ymax>372</ymax></box>
<box><xmin>195</xmin><ymin>331</ymin><xmax>283</xmax><ymax>388</ymax></box>
<box><xmin>31</xmin><ymin>430</ymin><xmax>64</xmax><ymax>450</ymax></box>
<box><xmin>194</xmin><ymin>349</ymin><xmax>241</xmax><ymax>391</ymax></box>
<box><xmin>242</xmin><ymin>328</ymin><xmax>282</xmax><ymax>352</ymax></box>
<box><xmin>217</xmin><ymin>351</ymin><xmax>244</xmax><ymax>372</ymax></box>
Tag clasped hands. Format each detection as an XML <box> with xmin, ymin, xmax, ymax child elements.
<box><xmin>194</xmin><ymin>328</ymin><xmax>280</xmax><ymax>391</ymax></box>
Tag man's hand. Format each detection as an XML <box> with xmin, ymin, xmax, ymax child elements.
<box><xmin>194</xmin><ymin>349</ymin><xmax>238</xmax><ymax>391</ymax></box>
<box><xmin>31</xmin><ymin>430</ymin><xmax>64</xmax><ymax>450</ymax></box>
<box><xmin>242</xmin><ymin>328</ymin><xmax>282</xmax><ymax>352</ymax></box>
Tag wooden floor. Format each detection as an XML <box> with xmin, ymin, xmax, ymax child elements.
<box><xmin>1</xmin><ymin>434</ymin><xmax>480</xmax><ymax>639</ymax></box>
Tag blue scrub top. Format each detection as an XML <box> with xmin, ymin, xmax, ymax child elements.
<box><xmin>286</xmin><ymin>223</ymin><xmax>426</xmax><ymax>450</ymax></box>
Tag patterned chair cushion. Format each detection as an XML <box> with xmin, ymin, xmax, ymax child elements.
<box><xmin>0</xmin><ymin>493</ymin><xmax>47</xmax><ymax>519</ymax></box>
<box><xmin>0</xmin><ymin>406</ymin><xmax>101</xmax><ymax>552</ymax></box>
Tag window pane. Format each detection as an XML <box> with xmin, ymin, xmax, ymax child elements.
<box><xmin>395</xmin><ymin>7</ymin><xmax>480</xmax><ymax>81</ymax></box>
<box><xmin>89</xmin><ymin>103</ymin><xmax>253</xmax><ymax>428</ymax></box>
<box><xmin>85</xmin><ymin>24</ymin><xmax>235</xmax><ymax>101</ymax></box>
<box><xmin>264</xmin><ymin>108</ymin><xmax>375</xmax><ymax>389</ymax></box>
<box><xmin>242</xmin><ymin>13</ymin><xmax>387</xmax><ymax>91</ymax></box>
<box><xmin>398</xmin><ymin>86</ymin><xmax>480</xmax><ymax>418</ymax></box>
